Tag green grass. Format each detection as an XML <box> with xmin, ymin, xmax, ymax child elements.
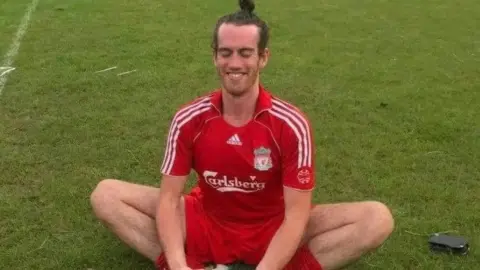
<box><xmin>1</xmin><ymin>0</ymin><xmax>479</xmax><ymax>269</ymax></box>
<box><xmin>0</xmin><ymin>0</ymin><xmax>33</xmax><ymax>54</ymax></box>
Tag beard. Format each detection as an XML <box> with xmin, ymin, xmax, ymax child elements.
<box><xmin>218</xmin><ymin>68</ymin><xmax>259</xmax><ymax>97</ymax></box>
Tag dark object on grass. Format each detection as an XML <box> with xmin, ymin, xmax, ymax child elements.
<box><xmin>428</xmin><ymin>233</ymin><xmax>469</xmax><ymax>255</ymax></box>
<box><xmin>228</xmin><ymin>262</ymin><xmax>256</xmax><ymax>270</ymax></box>
<box><xmin>204</xmin><ymin>262</ymin><xmax>256</xmax><ymax>270</ymax></box>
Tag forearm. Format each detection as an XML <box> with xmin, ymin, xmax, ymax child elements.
<box><xmin>257</xmin><ymin>218</ymin><xmax>307</xmax><ymax>270</ymax></box>
<box><xmin>156</xmin><ymin>198</ymin><xmax>186</xmax><ymax>269</ymax></box>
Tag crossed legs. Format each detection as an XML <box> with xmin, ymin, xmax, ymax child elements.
<box><xmin>89</xmin><ymin>179</ymin><xmax>180</xmax><ymax>261</ymax></box>
<box><xmin>90</xmin><ymin>179</ymin><xmax>394</xmax><ymax>269</ymax></box>
<box><xmin>302</xmin><ymin>202</ymin><xmax>394</xmax><ymax>269</ymax></box>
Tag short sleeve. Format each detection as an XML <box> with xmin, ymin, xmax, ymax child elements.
<box><xmin>280</xmin><ymin>112</ymin><xmax>315</xmax><ymax>190</ymax></box>
<box><xmin>160</xmin><ymin>112</ymin><xmax>193</xmax><ymax>176</ymax></box>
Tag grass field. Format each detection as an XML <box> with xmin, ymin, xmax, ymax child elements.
<box><xmin>1</xmin><ymin>0</ymin><xmax>479</xmax><ymax>269</ymax></box>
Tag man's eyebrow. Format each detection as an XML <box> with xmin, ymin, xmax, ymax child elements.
<box><xmin>239</xmin><ymin>48</ymin><xmax>255</xmax><ymax>52</ymax></box>
<box><xmin>218</xmin><ymin>47</ymin><xmax>255</xmax><ymax>52</ymax></box>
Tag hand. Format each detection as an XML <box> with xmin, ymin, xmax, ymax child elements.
<box><xmin>255</xmin><ymin>264</ymin><xmax>270</xmax><ymax>270</ymax></box>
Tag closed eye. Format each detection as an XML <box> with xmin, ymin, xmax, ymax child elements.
<box><xmin>217</xmin><ymin>48</ymin><xmax>255</xmax><ymax>58</ymax></box>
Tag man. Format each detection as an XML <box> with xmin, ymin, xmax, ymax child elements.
<box><xmin>90</xmin><ymin>0</ymin><xmax>395</xmax><ymax>269</ymax></box>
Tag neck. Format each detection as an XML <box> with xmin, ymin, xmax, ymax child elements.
<box><xmin>222</xmin><ymin>84</ymin><xmax>260</xmax><ymax>127</ymax></box>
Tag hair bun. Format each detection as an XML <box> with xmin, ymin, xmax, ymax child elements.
<box><xmin>239</xmin><ymin>0</ymin><xmax>255</xmax><ymax>13</ymax></box>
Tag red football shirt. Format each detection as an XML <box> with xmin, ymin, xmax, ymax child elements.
<box><xmin>160</xmin><ymin>85</ymin><xmax>315</xmax><ymax>227</ymax></box>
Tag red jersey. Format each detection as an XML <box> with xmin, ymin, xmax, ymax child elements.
<box><xmin>160</xmin><ymin>85</ymin><xmax>315</xmax><ymax>227</ymax></box>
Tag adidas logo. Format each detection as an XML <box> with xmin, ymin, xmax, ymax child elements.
<box><xmin>227</xmin><ymin>134</ymin><xmax>242</xmax><ymax>146</ymax></box>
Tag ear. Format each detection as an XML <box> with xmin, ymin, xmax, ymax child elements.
<box><xmin>259</xmin><ymin>48</ymin><xmax>270</xmax><ymax>69</ymax></box>
<box><xmin>212</xmin><ymin>50</ymin><xmax>218</xmax><ymax>66</ymax></box>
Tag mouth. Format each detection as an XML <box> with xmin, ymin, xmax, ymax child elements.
<box><xmin>226</xmin><ymin>72</ymin><xmax>246</xmax><ymax>79</ymax></box>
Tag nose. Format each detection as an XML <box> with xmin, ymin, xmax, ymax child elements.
<box><xmin>226</xmin><ymin>53</ymin><xmax>243</xmax><ymax>70</ymax></box>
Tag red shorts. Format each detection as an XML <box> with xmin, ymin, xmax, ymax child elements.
<box><xmin>156</xmin><ymin>188</ymin><xmax>322</xmax><ymax>270</ymax></box>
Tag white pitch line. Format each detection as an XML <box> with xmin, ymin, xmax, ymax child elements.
<box><xmin>0</xmin><ymin>0</ymin><xmax>40</xmax><ymax>96</ymax></box>
<box><xmin>94</xmin><ymin>66</ymin><xmax>117</xmax><ymax>73</ymax></box>
<box><xmin>117</xmin><ymin>69</ymin><xmax>137</xmax><ymax>76</ymax></box>
<box><xmin>0</xmin><ymin>67</ymin><xmax>16</xmax><ymax>77</ymax></box>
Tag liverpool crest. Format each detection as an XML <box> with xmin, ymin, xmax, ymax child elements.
<box><xmin>253</xmin><ymin>147</ymin><xmax>273</xmax><ymax>171</ymax></box>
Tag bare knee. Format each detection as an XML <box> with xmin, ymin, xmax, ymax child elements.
<box><xmin>90</xmin><ymin>179</ymin><xmax>123</xmax><ymax>220</ymax></box>
<box><xmin>361</xmin><ymin>201</ymin><xmax>395</xmax><ymax>249</ymax></box>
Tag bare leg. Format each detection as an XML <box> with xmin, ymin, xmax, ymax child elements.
<box><xmin>302</xmin><ymin>201</ymin><xmax>394</xmax><ymax>270</ymax></box>
<box><xmin>90</xmin><ymin>179</ymin><xmax>186</xmax><ymax>262</ymax></box>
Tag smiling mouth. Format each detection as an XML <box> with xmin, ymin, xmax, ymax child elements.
<box><xmin>226</xmin><ymin>72</ymin><xmax>246</xmax><ymax>79</ymax></box>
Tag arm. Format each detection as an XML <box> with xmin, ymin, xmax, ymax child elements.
<box><xmin>256</xmin><ymin>187</ymin><xmax>312</xmax><ymax>270</ymax></box>
<box><xmin>156</xmin><ymin>109</ymin><xmax>195</xmax><ymax>269</ymax></box>
<box><xmin>156</xmin><ymin>174</ymin><xmax>189</xmax><ymax>269</ymax></box>
<box><xmin>257</xmin><ymin>107</ymin><xmax>316</xmax><ymax>270</ymax></box>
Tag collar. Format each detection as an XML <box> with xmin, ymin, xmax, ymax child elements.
<box><xmin>210</xmin><ymin>84</ymin><xmax>272</xmax><ymax>118</ymax></box>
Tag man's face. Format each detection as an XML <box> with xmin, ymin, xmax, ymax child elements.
<box><xmin>214</xmin><ymin>23</ymin><xmax>269</xmax><ymax>97</ymax></box>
